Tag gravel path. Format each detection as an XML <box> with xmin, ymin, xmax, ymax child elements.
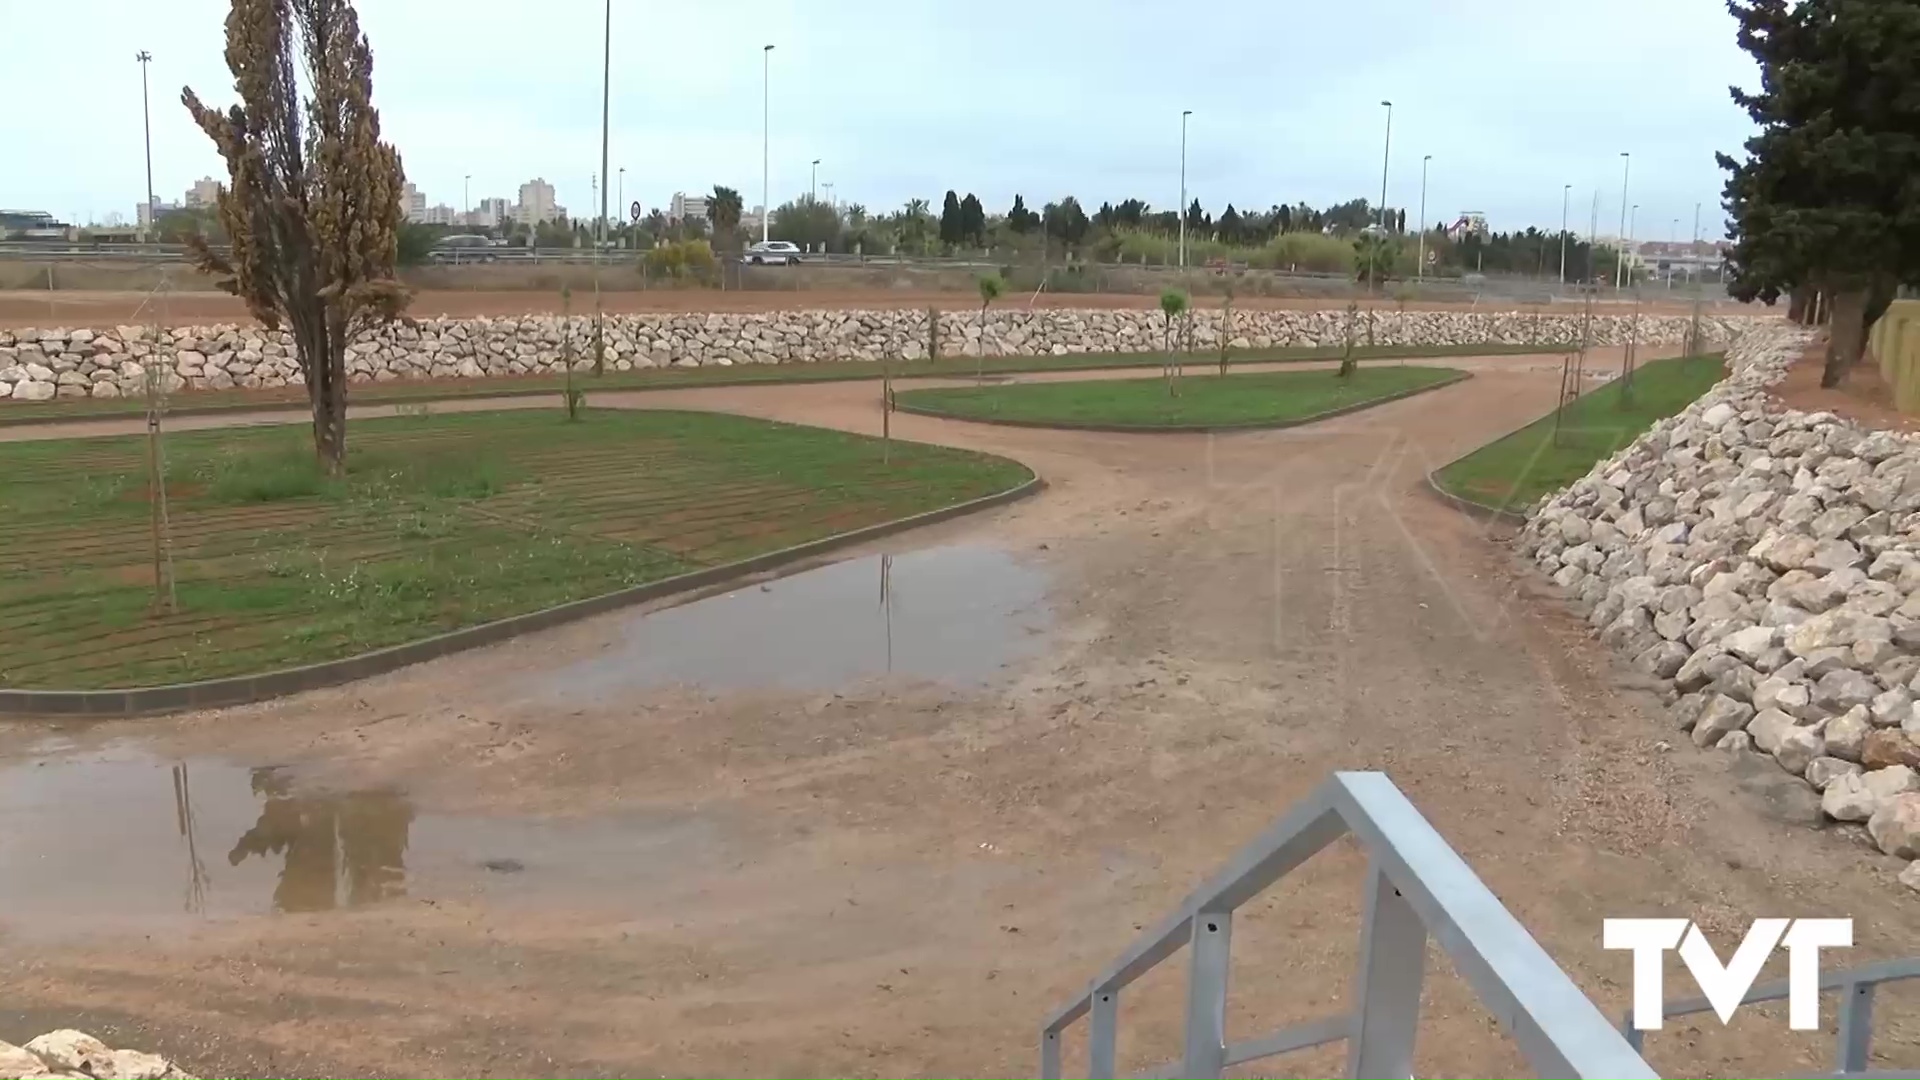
<box><xmin>3</xmin><ymin>347</ymin><xmax>1915</xmax><ymax>1078</ymax></box>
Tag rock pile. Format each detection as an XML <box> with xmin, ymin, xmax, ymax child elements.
<box><xmin>0</xmin><ymin>307</ymin><xmax>1757</xmax><ymax>401</ymax></box>
<box><xmin>0</xmin><ymin>1030</ymin><xmax>192</xmax><ymax>1080</ymax></box>
<box><xmin>1520</xmin><ymin>324</ymin><xmax>1920</xmax><ymax>889</ymax></box>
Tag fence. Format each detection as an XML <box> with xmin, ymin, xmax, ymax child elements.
<box><xmin>1871</xmin><ymin>299</ymin><xmax>1920</xmax><ymax>413</ymax></box>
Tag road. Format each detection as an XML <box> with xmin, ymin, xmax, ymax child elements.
<box><xmin>2</xmin><ymin>348</ymin><xmax>1915</xmax><ymax>1078</ymax></box>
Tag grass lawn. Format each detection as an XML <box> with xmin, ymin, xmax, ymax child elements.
<box><xmin>1432</xmin><ymin>352</ymin><xmax>1728</xmax><ymax>513</ymax></box>
<box><xmin>0</xmin><ymin>410</ymin><xmax>1031</xmax><ymax>690</ymax></box>
<box><xmin>892</xmin><ymin>365</ymin><xmax>1465</xmax><ymax>430</ymax></box>
<box><xmin>0</xmin><ymin>341</ymin><xmax>1555</xmax><ymax>424</ymax></box>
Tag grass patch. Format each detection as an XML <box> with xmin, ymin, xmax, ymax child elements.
<box><xmin>893</xmin><ymin>366</ymin><xmax>1464</xmax><ymax>430</ymax></box>
<box><xmin>0</xmin><ymin>341</ymin><xmax>1560</xmax><ymax>424</ymax></box>
<box><xmin>0</xmin><ymin>410</ymin><xmax>1031</xmax><ymax>689</ymax></box>
<box><xmin>1432</xmin><ymin>352</ymin><xmax>1728</xmax><ymax>513</ymax></box>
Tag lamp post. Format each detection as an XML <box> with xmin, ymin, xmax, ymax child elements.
<box><xmin>1627</xmin><ymin>202</ymin><xmax>1639</xmax><ymax>287</ymax></box>
<box><xmin>136</xmin><ymin>51</ymin><xmax>155</xmax><ymax>241</ymax></box>
<box><xmin>1178</xmin><ymin>109</ymin><xmax>1192</xmax><ymax>269</ymax></box>
<box><xmin>1559</xmin><ymin>184</ymin><xmax>1571</xmax><ymax>285</ymax></box>
<box><xmin>1614</xmin><ymin>152</ymin><xmax>1631</xmax><ymax>289</ymax></box>
<box><xmin>1368</xmin><ymin>99</ymin><xmax>1392</xmax><ymax>294</ymax></box>
<box><xmin>463</xmin><ymin>174</ymin><xmax>470</xmax><ymax>217</ymax></box>
<box><xmin>811</xmin><ymin>159</ymin><xmax>820</xmax><ymax>203</ymax></box>
<box><xmin>823</xmin><ymin>182</ymin><xmax>834</xmax><ymax>208</ymax></box>
<box><xmin>1416</xmin><ymin>153</ymin><xmax>1431</xmax><ymax>280</ymax></box>
<box><xmin>762</xmin><ymin>45</ymin><xmax>775</xmax><ymax>243</ymax></box>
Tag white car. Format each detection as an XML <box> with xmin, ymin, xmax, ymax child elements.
<box><xmin>743</xmin><ymin>240</ymin><xmax>802</xmax><ymax>266</ymax></box>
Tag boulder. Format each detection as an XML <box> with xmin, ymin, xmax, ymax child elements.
<box><xmin>1805</xmin><ymin>756</ymin><xmax>1862</xmax><ymax>791</ymax></box>
<box><xmin>1869</xmin><ymin>793</ymin><xmax>1920</xmax><ymax>858</ymax></box>
<box><xmin>1863</xmin><ymin>729</ymin><xmax>1920</xmax><ymax>771</ymax></box>
<box><xmin>1827</xmin><ymin>706</ymin><xmax>1873</xmax><ymax>762</ymax></box>
<box><xmin>1692</xmin><ymin>695</ymin><xmax>1755</xmax><ymax>748</ymax></box>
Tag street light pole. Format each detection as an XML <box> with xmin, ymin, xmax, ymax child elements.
<box><xmin>617</xmin><ymin>166</ymin><xmax>624</xmax><ymax>244</ymax></box>
<box><xmin>464</xmin><ymin>174</ymin><xmax>471</xmax><ymax>217</ymax></box>
<box><xmin>762</xmin><ymin>45</ymin><xmax>775</xmax><ymax>244</ymax></box>
<box><xmin>1559</xmin><ymin>184</ymin><xmax>1571</xmax><ymax>285</ymax></box>
<box><xmin>136</xmin><ymin>51</ymin><xmax>155</xmax><ymax>240</ymax></box>
<box><xmin>1369</xmin><ymin>100</ymin><xmax>1392</xmax><ymax>294</ymax></box>
<box><xmin>1178</xmin><ymin>109</ymin><xmax>1192</xmax><ymax>269</ymax></box>
<box><xmin>823</xmin><ymin>182</ymin><xmax>834</xmax><ymax>208</ymax></box>
<box><xmin>1614</xmin><ymin>152</ymin><xmax>1631</xmax><ymax>289</ymax></box>
<box><xmin>1416</xmin><ymin>153</ymin><xmax>1430</xmax><ymax>280</ymax></box>
<box><xmin>811</xmin><ymin>159</ymin><xmax>819</xmax><ymax>203</ymax></box>
<box><xmin>1627</xmin><ymin>202</ymin><xmax>1639</xmax><ymax>286</ymax></box>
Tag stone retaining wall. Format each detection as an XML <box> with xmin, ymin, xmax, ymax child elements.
<box><xmin>1519</xmin><ymin>326</ymin><xmax>1920</xmax><ymax>891</ymax></box>
<box><xmin>0</xmin><ymin>307</ymin><xmax>1758</xmax><ymax>401</ymax></box>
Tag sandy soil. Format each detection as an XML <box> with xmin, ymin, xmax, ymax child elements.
<box><xmin>0</xmin><ymin>287</ymin><xmax>1742</xmax><ymax>330</ymax></box>
<box><xmin>1769</xmin><ymin>336</ymin><xmax>1920</xmax><ymax>434</ymax></box>
<box><xmin>3</xmin><ymin>348</ymin><xmax>1918</xmax><ymax>1078</ymax></box>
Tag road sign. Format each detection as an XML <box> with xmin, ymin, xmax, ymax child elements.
<box><xmin>629</xmin><ymin>200</ymin><xmax>642</xmax><ymax>223</ymax></box>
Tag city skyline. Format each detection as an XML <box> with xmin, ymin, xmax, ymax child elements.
<box><xmin>5</xmin><ymin>0</ymin><xmax>1758</xmax><ymax>243</ymax></box>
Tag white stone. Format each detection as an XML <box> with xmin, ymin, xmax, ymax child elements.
<box><xmin>1869</xmin><ymin>793</ymin><xmax>1920</xmax><ymax>858</ymax></box>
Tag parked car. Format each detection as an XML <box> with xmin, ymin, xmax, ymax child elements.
<box><xmin>742</xmin><ymin>240</ymin><xmax>802</xmax><ymax>266</ymax></box>
<box><xmin>427</xmin><ymin>234</ymin><xmax>499</xmax><ymax>264</ymax></box>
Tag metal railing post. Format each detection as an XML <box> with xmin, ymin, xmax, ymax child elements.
<box><xmin>1089</xmin><ymin>990</ymin><xmax>1119</xmax><ymax>1079</ymax></box>
<box><xmin>1835</xmin><ymin>981</ymin><xmax>1875</xmax><ymax>1076</ymax></box>
<box><xmin>1181</xmin><ymin>911</ymin><xmax>1233</xmax><ymax>1078</ymax></box>
<box><xmin>1346</xmin><ymin>862</ymin><xmax>1427</xmax><ymax>1080</ymax></box>
<box><xmin>1041</xmin><ymin>1027</ymin><xmax>1062</xmax><ymax>1080</ymax></box>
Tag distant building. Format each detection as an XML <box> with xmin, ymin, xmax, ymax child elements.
<box><xmin>136</xmin><ymin>199</ymin><xmax>179</xmax><ymax>229</ymax></box>
<box><xmin>1445</xmin><ymin>211</ymin><xmax>1490</xmax><ymax>241</ymax></box>
<box><xmin>668</xmin><ymin>191</ymin><xmax>710</xmax><ymax>223</ymax></box>
<box><xmin>470</xmin><ymin>197</ymin><xmax>511</xmax><ymax>229</ymax></box>
<box><xmin>422</xmin><ymin>204</ymin><xmax>457</xmax><ymax>226</ymax></box>
<box><xmin>514</xmin><ymin>178</ymin><xmax>560</xmax><ymax>225</ymax></box>
<box><xmin>185</xmin><ymin>177</ymin><xmax>222</xmax><ymax>209</ymax></box>
<box><xmin>739</xmin><ymin>205</ymin><xmax>766</xmax><ymax>234</ymax></box>
<box><xmin>401</xmin><ymin>182</ymin><xmax>427</xmax><ymax>221</ymax></box>
<box><xmin>0</xmin><ymin>209</ymin><xmax>67</xmax><ymax>238</ymax></box>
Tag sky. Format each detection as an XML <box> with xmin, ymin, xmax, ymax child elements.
<box><xmin>2</xmin><ymin>0</ymin><xmax>1760</xmax><ymax>241</ymax></box>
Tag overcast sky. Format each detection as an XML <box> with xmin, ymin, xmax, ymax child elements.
<box><xmin>5</xmin><ymin>0</ymin><xmax>1758</xmax><ymax>239</ymax></box>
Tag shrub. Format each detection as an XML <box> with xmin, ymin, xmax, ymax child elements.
<box><xmin>642</xmin><ymin>240</ymin><xmax>719</xmax><ymax>284</ymax></box>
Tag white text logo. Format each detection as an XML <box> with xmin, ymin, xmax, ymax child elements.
<box><xmin>1603</xmin><ymin>917</ymin><xmax>1852</xmax><ymax>1030</ymax></box>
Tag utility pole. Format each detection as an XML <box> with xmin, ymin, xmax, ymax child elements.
<box><xmin>136</xmin><ymin>51</ymin><xmax>155</xmax><ymax>242</ymax></box>
<box><xmin>1369</xmin><ymin>100</ymin><xmax>1392</xmax><ymax>297</ymax></box>
<box><xmin>811</xmin><ymin>159</ymin><xmax>820</xmax><ymax>203</ymax></box>
<box><xmin>1416</xmin><ymin>153</ymin><xmax>1431</xmax><ymax>280</ymax></box>
<box><xmin>762</xmin><ymin>45</ymin><xmax>775</xmax><ymax>243</ymax></box>
<box><xmin>464</xmin><ymin>174</ymin><xmax>471</xmax><ymax>217</ymax></box>
<box><xmin>594</xmin><ymin>0</ymin><xmax>611</xmax><ymax>374</ymax></box>
<box><xmin>1559</xmin><ymin>183</ymin><xmax>1570</xmax><ymax>285</ymax></box>
<box><xmin>1178</xmin><ymin>109</ymin><xmax>1192</xmax><ymax>269</ymax></box>
<box><xmin>1614</xmin><ymin>152</ymin><xmax>1631</xmax><ymax>289</ymax></box>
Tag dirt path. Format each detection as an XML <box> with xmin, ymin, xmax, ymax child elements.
<box><xmin>0</xmin><ymin>287</ymin><xmax>1740</xmax><ymax>329</ymax></box>
<box><xmin>2</xmin><ymin>348</ymin><xmax>1916</xmax><ymax>1078</ymax></box>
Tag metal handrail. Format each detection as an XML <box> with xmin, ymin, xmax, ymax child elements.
<box><xmin>1038</xmin><ymin>771</ymin><xmax>1657</xmax><ymax>1079</ymax></box>
<box><xmin>1624</xmin><ymin>958</ymin><xmax>1920</xmax><ymax>1079</ymax></box>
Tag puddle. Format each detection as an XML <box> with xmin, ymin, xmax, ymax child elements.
<box><xmin>0</xmin><ymin>746</ymin><xmax>725</xmax><ymax>941</ymax></box>
<box><xmin>526</xmin><ymin>544</ymin><xmax>1051</xmax><ymax>699</ymax></box>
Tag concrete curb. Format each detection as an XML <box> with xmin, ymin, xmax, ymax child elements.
<box><xmin>890</xmin><ymin>369</ymin><xmax>1473</xmax><ymax>435</ymax></box>
<box><xmin>0</xmin><ymin>472</ymin><xmax>1044</xmax><ymax>719</ymax></box>
<box><xmin>1421</xmin><ymin>468</ymin><xmax>1532</xmax><ymax>525</ymax></box>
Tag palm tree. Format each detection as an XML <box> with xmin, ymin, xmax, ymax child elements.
<box><xmin>976</xmin><ymin>273</ymin><xmax>1004</xmax><ymax>385</ymax></box>
<box><xmin>1160</xmin><ymin>288</ymin><xmax>1188</xmax><ymax>396</ymax></box>
<box><xmin>709</xmin><ymin>186</ymin><xmax>744</xmax><ymax>238</ymax></box>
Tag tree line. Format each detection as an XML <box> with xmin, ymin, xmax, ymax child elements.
<box><xmin>1720</xmin><ymin>0</ymin><xmax>1920</xmax><ymax>387</ymax></box>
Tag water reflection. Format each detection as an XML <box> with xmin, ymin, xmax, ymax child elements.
<box><xmin>0</xmin><ymin>747</ymin><xmax>729</xmax><ymax>941</ymax></box>
<box><xmin>224</xmin><ymin>768</ymin><xmax>413</xmax><ymax>913</ymax></box>
<box><xmin>521</xmin><ymin>544</ymin><xmax>1052</xmax><ymax>698</ymax></box>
